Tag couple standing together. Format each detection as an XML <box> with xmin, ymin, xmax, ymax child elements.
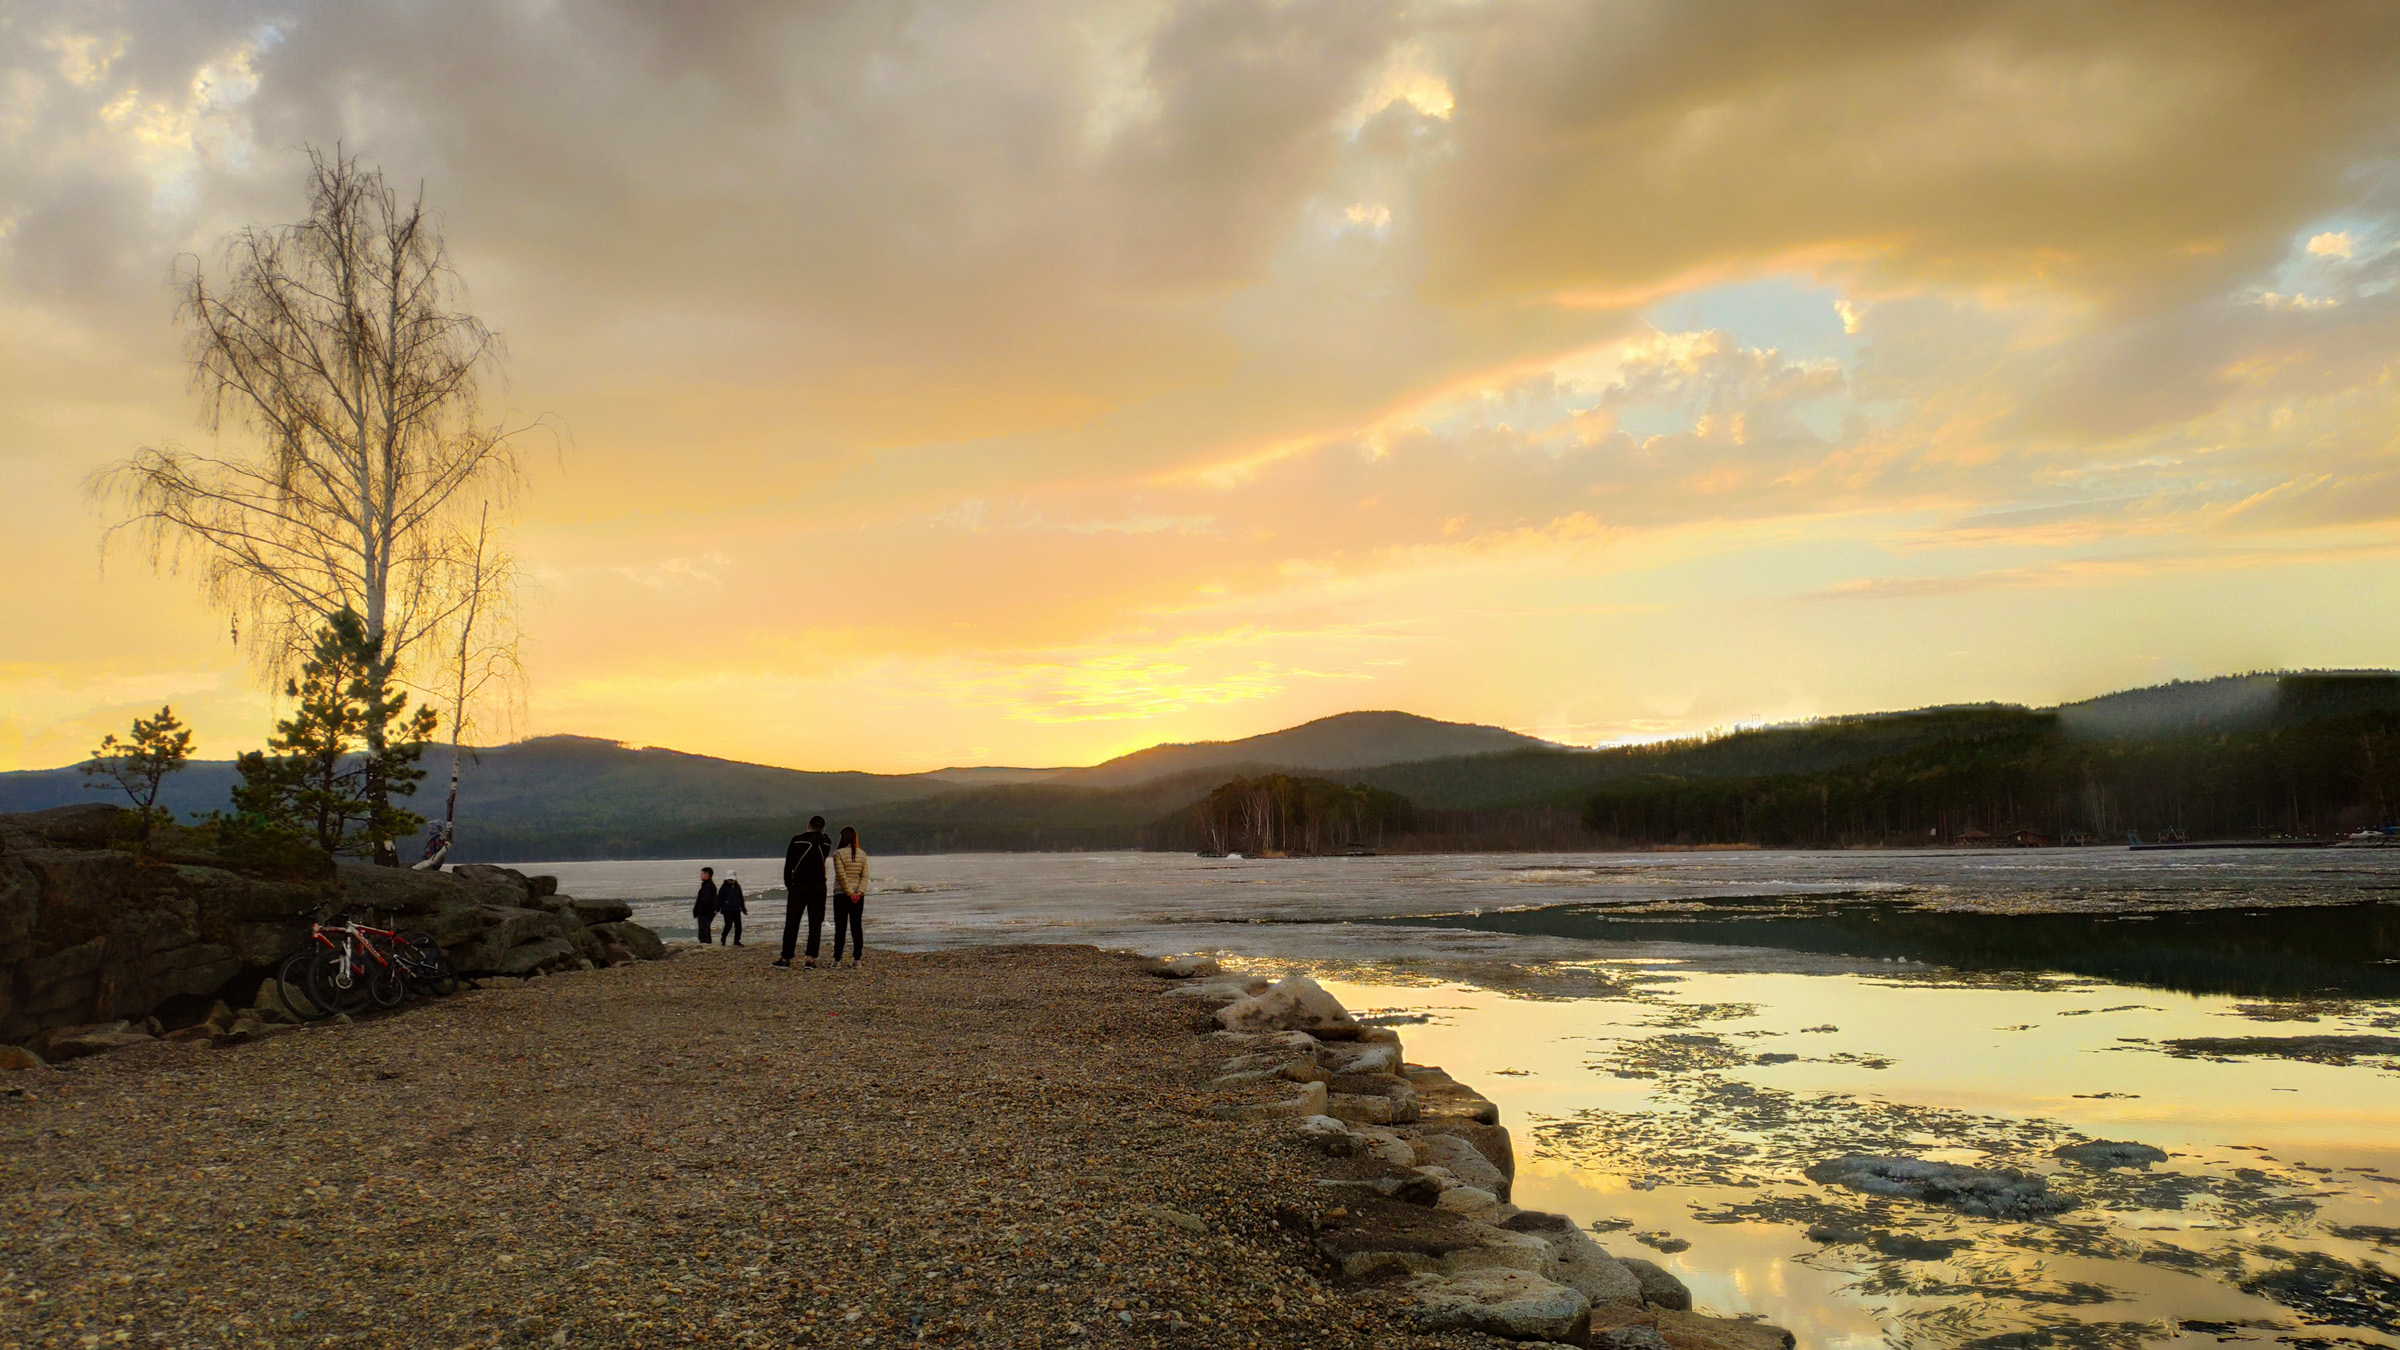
<box><xmin>775</xmin><ymin>816</ymin><xmax>870</xmax><ymax>968</ymax></box>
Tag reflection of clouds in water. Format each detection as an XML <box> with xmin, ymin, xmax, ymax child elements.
<box><xmin>1312</xmin><ymin>968</ymin><xmax>2400</xmax><ymax>1350</ymax></box>
<box><xmin>1531</xmin><ymin>1058</ymin><xmax>2390</xmax><ymax>1350</ymax></box>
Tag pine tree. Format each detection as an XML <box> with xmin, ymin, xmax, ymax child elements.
<box><xmin>82</xmin><ymin>705</ymin><xmax>194</xmax><ymax>844</ymax></box>
<box><xmin>232</xmin><ymin>612</ymin><xmax>437</xmax><ymax>857</ymax></box>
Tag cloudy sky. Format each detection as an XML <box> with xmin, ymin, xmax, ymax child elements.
<box><xmin>7</xmin><ymin>1</ymin><xmax>2400</xmax><ymax>773</ymax></box>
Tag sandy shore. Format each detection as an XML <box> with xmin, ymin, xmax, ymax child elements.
<box><xmin>0</xmin><ymin>944</ymin><xmax>1503</xmax><ymax>1349</ymax></box>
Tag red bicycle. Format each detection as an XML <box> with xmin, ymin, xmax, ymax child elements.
<box><xmin>275</xmin><ymin>911</ymin><xmax>457</xmax><ymax>1020</ymax></box>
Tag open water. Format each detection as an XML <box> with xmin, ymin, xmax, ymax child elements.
<box><xmin>524</xmin><ymin>848</ymin><xmax>2400</xmax><ymax>1350</ymax></box>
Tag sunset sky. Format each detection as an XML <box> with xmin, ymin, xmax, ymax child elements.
<box><xmin>7</xmin><ymin>3</ymin><xmax>2400</xmax><ymax>774</ymax></box>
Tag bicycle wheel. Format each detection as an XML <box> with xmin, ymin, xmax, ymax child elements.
<box><xmin>306</xmin><ymin>949</ymin><xmax>374</xmax><ymax>1016</ymax></box>
<box><xmin>276</xmin><ymin>950</ymin><xmax>330</xmax><ymax>1021</ymax></box>
<box><xmin>366</xmin><ymin>954</ymin><xmax>408</xmax><ymax>1009</ymax></box>
<box><xmin>403</xmin><ymin>934</ymin><xmax>460</xmax><ymax>997</ymax></box>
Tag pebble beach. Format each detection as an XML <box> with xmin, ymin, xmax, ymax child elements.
<box><xmin>0</xmin><ymin>943</ymin><xmax>1527</xmax><ymax>1349</ymax></box>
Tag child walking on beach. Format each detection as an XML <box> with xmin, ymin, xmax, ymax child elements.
<box><xmin>831</xmin><ymin>828</ymin><xmax>869</xmax><ymax>966</ymax></box>
<box><xmin>716</xmin><ymin>871</ymin><xmax>747</xmax><ymax>946</ymax></box>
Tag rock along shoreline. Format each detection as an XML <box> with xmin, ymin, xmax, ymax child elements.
<box><xmin>1160</xmin><ymin>959</ymin><xmax>1794</xmax><ymax>1350</ymax></box>
<box><xmin>0</xmin><ymin>803</ymin><xmax>671</xmax><ymax>1066</ymax></box>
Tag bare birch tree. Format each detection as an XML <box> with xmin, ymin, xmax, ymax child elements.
<box><xmin>428</xmin><ymin>501</ymin><xmax>523</xmax><ymax>865</ymax></box>
<box><xmin>94</xmin><ymin>148</ymin><xmax>528</xmax><ymax>866</ymax></box>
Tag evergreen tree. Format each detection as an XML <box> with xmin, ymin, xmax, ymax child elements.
<box><xmin>82</xmin><ymin>705</ymin><xmax>194</xmax><ymax>844</ymax></box>
<box><xmin>232</xmin><ymin>612</ymin><xmax>438</xmax><ymax>858</ymax></box>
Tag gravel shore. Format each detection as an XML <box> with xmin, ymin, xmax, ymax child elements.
<box><xmin>0</xmin><ymin>943</ymin><xmax>1501</xmax><ymax>1349</ymax></box>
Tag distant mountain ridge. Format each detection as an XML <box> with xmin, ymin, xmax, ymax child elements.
<box><xmin>8</xmin><ymin>673</ymin><xmax>2394</xmax><ymax>859</ymax></box>
<box><xmin>0</xmin><ymin>710</ymin><xmax>1556</xmax><ymax>860</ymax></box>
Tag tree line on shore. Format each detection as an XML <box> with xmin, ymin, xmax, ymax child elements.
<box><xmin>1578</xmin><ymin>706</ymin><xmax>2400</xmax><ymax>846</ymax></box>
<box><xmin>1144</xmin><ymin>774</ymin><xmax>1416</xmax><ymax>854</ymax></box>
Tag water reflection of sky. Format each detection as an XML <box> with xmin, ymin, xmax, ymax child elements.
<box><xmin>524</xmin><ymin>849</ymin><xmax>2400</xmax><ymax>1350</ymax></box>
<box><xmin>1312</xmin><ymin>971</ymin><xmax>2400</xmax><ymax>1350</ymax></box>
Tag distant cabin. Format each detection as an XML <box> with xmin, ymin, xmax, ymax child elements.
<box><xmin>1957</xmin><ymin>827</ymin><xmax>1995</xmax><ymax>844</ymax></box>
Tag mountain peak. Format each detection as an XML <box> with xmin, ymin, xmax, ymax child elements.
<box><xmin>1065</xmin><ymin>709</ymin><xmax>1558</xmax><ymax>787</ymax></box>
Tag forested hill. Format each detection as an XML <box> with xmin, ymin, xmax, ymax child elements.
<box><xmin>1580</xmin><ymin>678</ymin><xmax>2400</xmax><ymax>846</ymax></box>
<box><xmin>1058</xmin><ymin>711</ymin><xmax>1557</xmax><ymax>787</ymax></box>
<box><xmin>11</xmin><ymin>672</ymin><xmax>2395</xmax><ymax>857</ymax></box>
<box><xmin>0</xmin><ymin>736</ymin><xmax>960</xmax><ymax>861</ymax></box>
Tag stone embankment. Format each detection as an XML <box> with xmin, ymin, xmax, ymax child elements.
<box><xmin>0</xmin><ymin>804</ymin><xmax>665</xmax><ymax>1064</ymax></box>
<box><xmin>1161</xmin><ymin>958</ymin><xmax>1797</xmax><ymax>1350</ymax></box>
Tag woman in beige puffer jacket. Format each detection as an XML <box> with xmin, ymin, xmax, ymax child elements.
<box><xmin>830</xmin><ymin>827</ymin><xmax>869</xmax><ymax>965</ymax></box>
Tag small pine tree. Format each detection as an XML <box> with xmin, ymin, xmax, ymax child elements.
<box><xmin>82</xmin><ymin>705</ymin><xmax>194</xmax><ymax>843</ymax></box>
<box><xmin>232</xmin><ymin>612</ymin><xmax>438</xmax><ymax>859</ymax></box>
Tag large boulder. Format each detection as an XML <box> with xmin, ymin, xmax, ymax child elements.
<box><xmin>0</xmin><ymin>809</ymin><xmax>666</xmax><ymax>1044</ymax></box>
<box><xmin>1407</xmin><ymin>1064</ymin><xmax>1501</xmax><ymax>1124</ymax></box>
<box><xmin>1215</xmin><ymin>974</ymin><xmax>1359</xmax><ymax>1035</ymax></box>
<box><xmin>1423</xmin><ymin>1131</ymin><xmax>1512</xmax><ymax>1201</ymax></box>
<box><xmin>1320</xmin><ymin>1040</ymin><xmax>1402</xmax><ymax>1076</ymax></box>
<box><xmin>1327</xmin><ymin>1077</ymin><xmax>1420</xmax><ymax>1126</ymax></box>
<box><xmin>1404</xmin><ymin>1268</ymin><xmax>1592</xmax><ymax>1344</ymax></box>
<box><xmin>445</xmin><ymin>904</ymin><xmax>581</xmax><ymax>973</ymax></box>
<box><xmin>565</xmin><ymin>896</ymin><xmax>633</xmax><ymax>926</ymax></box>
<box><xmin>1316</xmin><ymin>1202</ymin><xmax>1555</xmax><ymax>1282</ymax></box>
<box><xmin>449</xmin><ymin>862</ymin><xmax>533</xmax><ymax>895</ymax></box>
<box><xmin>3</xmin><ymin>804</ymin><xmax>132</xmax><ymax>849</ymax></box>
<box><xmin>1504</xmin><ymin>1212</ymin><xmax>1642</xmax><ymax>1307</ymax></box>
<box><xmin>1804</xmin><ymin>1154</ymin><xmax>2076</xmax><ymax>1219</ymax></box>
<box><xmin>1619</xmin><ymin>1258</ymin><xmax>1692</xmax><ymax>1311</ymax></box>
<box><xmin>1419</xmin><ymin>1118</ymin><xmax>1516</xmax><ymax>1182</ymax></box>
<box><xmin>176</xmin><ymin>866</ymin><xmax>328</xmax><ymax>965</ymax></box>
<box><xmin>489</xmin><ymin>936</ymin><xmax>578</xmax><ymax>976</ymax></box>
<box><xmin>587</xmin><ymin>920</ymin><xmax>665</xmax><ymax>961</ymax></box>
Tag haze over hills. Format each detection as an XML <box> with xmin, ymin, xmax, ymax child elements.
<box><xmin>0</xmin><ymin>709</ymin><xmax>1557</xmax><ymax>859</ymax></box>
<box><xmin>8</xmin><ymin>673</ymin><xmax>2397</xmax><ymax>860</ymax></box>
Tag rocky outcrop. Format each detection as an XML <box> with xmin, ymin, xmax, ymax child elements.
<box><xmin>2051</xmin><ymin>1140</ymin><xmax>2169</xmax><ymax>1170</ymax></box>
<box><xmin>1803</xmin><ymin>1154</ymin><xmax>2076</xmax><ymax>1219</ymax></box>
<box><xmin>1175</xmin><ymin>962</ymin><xmax>1794</xmax><ymax>1348</ymax></box>
<box><xmin>1216</xmin><ymin>973</ymin><xmax>1359</xmax><ymax>1035</ymax></box>
<box><xmin>1405</xmin><ymin>1267</ymin><xmax>1595</xmax><ymax>1343</ymax></box>
<box><xmin>0</xmin><ymin>806</ymin><xmax>666</xmax><ymax>1053</ymax></box>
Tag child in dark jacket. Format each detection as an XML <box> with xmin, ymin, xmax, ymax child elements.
<box><xmin>715</xmin><ymin>872</ymin><xmax>747</xmax><ymax>946</ymax></box>
<box><xmin>693</xmin><ymin>867</ymin><xmax>719</xmax><ymax>944</ymax></box>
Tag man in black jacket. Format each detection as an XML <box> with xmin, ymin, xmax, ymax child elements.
<box><xmin>693</xmin><ymin>866</ymin><xmax>719</xmax><ymax>945</ymax></box>
<box><xmin>776</xmin><ymin>816</ymin><xmax>833</xmax><ymax>968</ymax></box>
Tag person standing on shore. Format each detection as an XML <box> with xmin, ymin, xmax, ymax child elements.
<box><xmin>831</xmin><ymin>826</ymin><xmax>869</xmax><ymax>966</ymax></box>
<box><xmin>716</xmin><ymin>871</ymin><xmax>746</xmax><ymax>946</ymax></box>
<box><xmin>777</xmin><ymin>815</ymin><xmax>833</xmax><ymax>969</ymax></box>
<box><xmin>693</xmin><ymin>867</ymin><xmax>719</xmax><ymax>945</ymax></box>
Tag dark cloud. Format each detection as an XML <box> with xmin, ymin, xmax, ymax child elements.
<box><xmin>1425</xmin><ymin>1</ymin><xmax>2400</xmax><ymax>306</ymax></box>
